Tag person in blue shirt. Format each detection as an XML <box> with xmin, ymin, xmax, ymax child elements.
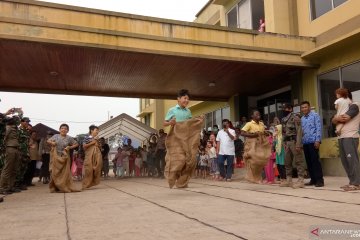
<box><xmin>300</xmin><ymin>101</ymin><xmax>324</xmax><ymax>187</ymax></box>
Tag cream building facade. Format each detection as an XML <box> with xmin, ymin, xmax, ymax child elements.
<box><xmin>138</xmin><ymin>0</ymin><xmax>360</xmax><ymax>175</ymax></box>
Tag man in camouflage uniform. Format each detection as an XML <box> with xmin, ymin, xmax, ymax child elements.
<box><xmin>15</xmin><ymin>117</ymin><xmax>30</xmax><ymax>190</ymax></box>
<box><xmin>0</xmin><ymin>115</ymin><xmax>6</xmax><ymax>175</ymax></box>
<box><xmin>280</xmin><ymin>103</ymin><xmax>305</xmax><ymax>189</ymax></box>
<box><xmin>0</xmin><ymin>107</ymin><xmax>16</xmax><ymax>201</ymax></box>
<box><xmin>0</xmin><ymin>116</ymin><xmax>21</xmax><ymax>195</ymax></box>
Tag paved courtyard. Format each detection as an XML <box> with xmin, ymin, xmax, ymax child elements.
<box><xmin>1</xmin><ymin>171</ymin><xmax>360</xmax><ymax>240</ymax></box>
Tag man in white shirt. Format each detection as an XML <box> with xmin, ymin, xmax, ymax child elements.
<box><xmin>216</xmin><ymin>119</ymin><xmax>236</xmax><ymax>181</ymax></box>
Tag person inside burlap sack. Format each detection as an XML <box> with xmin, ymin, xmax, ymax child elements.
<box><xmin>47</xmin><ymin>123</ymin><xmax>80</xmax><ymax>193</ymax></box>
<box><xmin>82</xmin><ymin>125</ymin><xmax>102</xmax><ymax>190</ymax></box>
<box><xmin>241</xmin><ymin>110</ymin><xmax>271</xmax><ymax>184</ymax></box>
<box><xmin>163</xmin><ymin>89</ymin><xmax>204</xmax><ymax>188</ymax></box>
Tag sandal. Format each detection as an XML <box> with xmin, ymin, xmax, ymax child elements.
<box><xmin>343</xmin><ymin>185</ymin><xmax>360</xmax><ymax>191</ymax></box>
<box><xmin>340</xmin><ymin>184</ymin><xmax>350</xmax><ymax>189</ymax></box>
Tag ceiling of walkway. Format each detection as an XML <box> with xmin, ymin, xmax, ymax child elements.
<box><xmin>0</xmin><ymin>39</ymin><xmax>304</xmax><ymax>101</ymax></box>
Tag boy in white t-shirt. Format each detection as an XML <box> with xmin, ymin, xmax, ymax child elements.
<box><xmin>216</xmin><ymin>119</ymin><xmax>236</xmax><ymax>181</ymax></box>
<box><xmin>334</xmin><ymin>88</ymin><xmax>352</xmax><ymax>136</ymax></box>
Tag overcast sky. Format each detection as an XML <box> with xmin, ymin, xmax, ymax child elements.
<box><xmin>1</xmin><ymin>0</ymin><xmax>209</xmax><ymax>136</ymax></box>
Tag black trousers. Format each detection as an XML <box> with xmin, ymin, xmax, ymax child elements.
<box><xmin>155</xmin><ymin>149</ymin><xmax>166</xmax><ymax>176</ymax></box>
<box><xmin>24</xmin><ymin>160</ymin><xmax>36</xmax><ymax>185</ymax></box>
<box><xmin>303</xmin><ymin>143</ymin><xmax>324</xmax><ymax>184</ymax></box>
<box><xmin>277</xmin><ymin>164</ymin><xmax>286</xmax><ymax>180</ymax></box>
<box><xmin>41</xmin><ymin>153</ymin><xmax>50</xmax><ymax>179</ymax></box>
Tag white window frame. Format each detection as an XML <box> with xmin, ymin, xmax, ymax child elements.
<box><xmin>226</xmin><ymin>4</ymin><xmax>239</xmax><ymax>28</ymax></box>
<box><xmin>310</xmin><ymin>0</ymin><xmax>348</xmax><ymax>21</ymax></box>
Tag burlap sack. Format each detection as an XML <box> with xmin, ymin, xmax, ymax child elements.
<box><xmin>82</xmin><ymin>144</ymin><xmax>102</xmax><ymax>189</ymax></box>
<box><xmin>164</xmin><ymin>118</ymin><xmax>202</xmax><ymax>188</ymax></box>
<box><xmin>243</xmin><ymin>134</ymin><xmax>271</xmax><ymax>183</ymax></box>
<box><xmin>49</xmin><ymin>148</ymin><xmax>80</xmax><ymax>193</ymax></box>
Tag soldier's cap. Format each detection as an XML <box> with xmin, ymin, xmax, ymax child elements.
<box><xmin>21</xmin><ymin>117</ymin><xmax>31</xmax><ymax>123</ymax></box>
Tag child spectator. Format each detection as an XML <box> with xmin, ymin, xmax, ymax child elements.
<box><xmin>264</xmin><ymin>134</ymin><xmax>275</xmax><ymax>184</ymax></box>
<box><xmin>134</xmin><ymin>151</ymin><xmax>142</xmax><ymax>177</ymax></box>
<box><xmin>140</xmin><ymin>146</ymin><xmax>148</xmax><ymax>177</ymax></box>
<box><xmin>334</xmin><ymin>88</ymin><xmax>352</xmax><ymax>135</ymax></box>
<box><xmin>115</xmin><ymin>147</ymin><xmax>129</xmax><ymax>178</ymax></box>
<box><xmin>199</xmin><ymin>149</ymin><xmax>209</xmax><ymax>179</ymax></box>
<box><xmin>274</xmin><ymin>125</ymin><xmax>286</xmax><ymax>184</ymax></box>
<box><xmin>206</xmin><ymin>140</ymin><xmax>218</xmax><ymax>180</ymax></box>
<box><xmin>73</xmin><ymin>152</ymin><xmax>83</xmax><ymax>181</ymax></box>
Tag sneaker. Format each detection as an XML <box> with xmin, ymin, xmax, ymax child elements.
<box><xmin>10</xmin><ymin>188</ymin><xmax>21</xmax><ymax>193</ymax></box>
<box><xmin>0</xmin><ymin>190</ymin><xmax>12</xmax><ymax>195</ymax></box>
<box><xmin>305</xmin><ymin>181</ymin><xmax>315</xmax><ymax>186</ymax></box>
<box><xmin>315</xmin><ymin>182</ymin><xmax>324</xmax><ymax>187</ymax></box>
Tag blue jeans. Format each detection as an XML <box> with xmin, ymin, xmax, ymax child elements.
<box><xmin>218</xmin><ymin>155</ymin><xmax>234</xmax><ymax>180</ymax></box>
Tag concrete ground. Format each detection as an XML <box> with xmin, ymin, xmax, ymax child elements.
<box><xmin>1</xmin><ymin>170</ymin><xmax>360</xmax><ymax>240</ymax></box>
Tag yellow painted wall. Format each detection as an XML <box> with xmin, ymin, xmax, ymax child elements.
<box><xmin>228</xmin><ymin>95</ymin><xmax>236</xmax><ymax>121</ymax></box>
<box><xmin>195</xmin><ymin>3</ymin><xmax>223</xmax><ymax>25</ymax></box>
<box><xmin>138</xmin><ymin>98</ymin><xmax>160</xmax><ymax>130</ymax></box>
<box><xmin>190</xmin><ymin>101</ymin><xmax>229</xmax><ymax>118</ymax></box>
<box><xmin>301</xmin><ymin>28</ymin><xmax>360</xmax><ymax>160</ymax></box>
<box><xmin>301</xmin><ymin>36</ymin><xmax>360</xmax><ymax>111</ymax></box>
<box><xmin>320</xmin><ymin>137</ymin><xmax>360</xmax><ymax>158</ymax></box>
<box><xmin>264</xmin><ymin>0</ymin><xmax>297</xmax><ymax>35</ymax></box>
<box><xmin>317</xmin><ymin>43</ymin><xmax>360</xmax><ymax>74</ymax></box>
<box><xmin>301</xmin><ymin>69</ymin><xmax>318</xmax><ymax>110</ymax></box>
<box><xmin>297</xmin><ymin>0</ymin><xmax>360</xmax><ymax>37</ymax></box>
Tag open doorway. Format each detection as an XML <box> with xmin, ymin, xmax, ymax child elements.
<box><xmin>257</xmin><ymin>91</ymin><xmax>291</xmax><ymax>126</ymax></box>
